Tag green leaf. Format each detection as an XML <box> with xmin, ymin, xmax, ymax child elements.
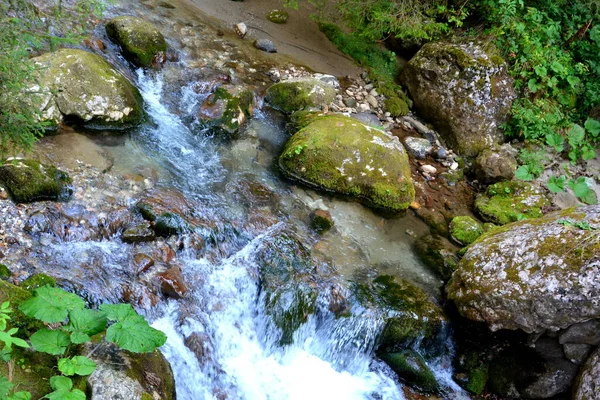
<box><xmin>590</xmin><ymin>25</ymin><xmax>600</xmax><ymax>46</ymax></box>
<box><xmin>66</xmin><ymin>309</ymin><xmax>107</xmax><ymax>344</ymax></box>
<box><xmin>0</xmin><ymin>375</ymin><xmax>14</xmax><ymax>397</ymax></box>
<box><xmin>550</xmin><ymin>61</ymin><xmax>564</xmax><ymax>74</ymax></box>
<box><xmin>19</xmin><ymin>286</ymin><xmax>85</xmax><ymax>323</ymax></box>
<box><xmin>105</xmin><ymin>315</ymin><xmax>167</xmax><ymax>353</ymax></box>
<box><xmin>515</xmin><ymin>165</ymin><xmax>534</xmax><ymax>181</ymax></box>
<box><xmin>534</xmin><ymin>65</ymin><xmax>547</xmax><ymax>77</ymax></box>
<box><xmin>584</xmin><ymin>118</ymin><xmax>600</xmax><ymax>138</ymax></box>
<box><xmin>58</xmin><ymin>356</ymin><xmax>96</xmax><ymax>376</ymax></box>
<box><xmin>545</xmin><ymin>133</ymin><xmax>564</xmax><ymax>152</ymax></box>
<box><xmin>567</xmin><ymin>124</ymin><xmax>585</xmax><ymax>146</ymax></box>
<box><xmin>582</xmin><ymin>145</ymin><xmax>596</xmax><ymax>161</ymax></box>
<box><xmin>99</xmin><ymin>304</ymin><xmax>137</xmax><ymax>321</ymax></box>
<box><xmin>10</xmin><ymin>391</ymin><xmax>32</xmax><ymax>400</ymax></box>
<box><xmin>50</xmin><ymin>376</ymin><xmax>73</xmax><ymax>391</ymax></box>
<box><xmin>45</xmin><ymin>388</ymin><xmax>86</xmax><ymax>400</ymax></box>
<box><xmin>0</xmin><ymin>329</ymin><xmax>29</xmax><ymax>351</ymax></box>
<box><xmin>527</xmin><ymin>78</ymin><xmax>542</xmax><ymax>93</ymax></box>
<box><xmin>29</xmin><ymin>329</ymin><xmax>70</xmax><ymax>355</ymax></box>
<box><xmin>547</xmin><ymin>175</ymin><xmax>566</xmax><ymax>193</ymax></box>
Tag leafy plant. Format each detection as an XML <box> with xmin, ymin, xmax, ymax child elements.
<box><xmin>1</xmin><ymin>286</ymin><xmax>167</xmax><ymax>400</ymax></box>
<box><xmin>546</xmin><ymin>175</ymin><xmax>598</xmax><ymax>204</ymax></box>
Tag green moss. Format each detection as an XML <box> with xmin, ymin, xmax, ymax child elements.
<box><xmin>0</xmin><ymin>159</ymin><xmax>71</xmax><ymax>203</ymax></box>
<box><xmin>124</xmin><ymin>349</ymin><xmax>176</xmax><ymax>400</ymax></box>
<box><xmin>265</xmin><ymin>79</ymin><xmax>336</xmax><ymax>114</ymax></box>
<box><xmin>0</xmin><ymin>346</ymin><xmax>55</xmax><ymax>398</ymax></box>
<box><xmin>310</xmin><ymin>210</ymin><xmax>333</xmax><ymax>234</ymax></box>
<box><xmin>266</xmin><ymin>9</ymin><xmax>288</xmax><ymax>23</ymax></box>
<box><xmin>199</xmin><ymin>86</ymin><xmax>254</xmax><ymax>135</ymax></box>
<box><xmin>279</xmin><ymin>115</ymin><xmax>415</xmax><ymax>213</ymax></box>
<box><xmin>154</xmin><ymin>213</ymin><xmax>189</xmax><ymax>236</ymax></box>
<box><xmin>18</xmin><ymin>274</ymin><xmax>56</xmax><ymax>292</ymax></box>
<box><xmin>475</xmin><ymin>181</ymin><xmax>550</xmax><ymax>225</ymax></box>
<box><xmin>384</xmin><ymin>97</ymin><xmax>409</xmax><ymax>117</ymax></box>
<box><xmin>288</xmin><ymin>111</ymin><xmax>322</xmax><ymax>132</ymax></box>
<box><xmin>106</xmin><ymin>16</ymin><xmax>167</xmax><ymax>68</ymax></box>
<box><xmin>450</xmin><ymin>216</ymin><xmax>484</xmax><ymax>245</ymax></box>
<box><xmin>379</xmin><ymin>350</ymin><xmax>440</xmax><ymax>393</ymax></box>
<box><xmin>0</xmin><ymin>264</ymin><xmax>11</xmax><ymax>280</ymax></box>
<box><xmin>413</xmin><ymin>235</ymin><xmax>459</xmax><ymax>280</ymax></box>
<box><xmin>0</xmin><ymin>280</ymin><xmax>43</xmax><ymax>337</ymax></box>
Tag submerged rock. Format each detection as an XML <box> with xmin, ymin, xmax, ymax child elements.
<box><xmin>400</xmin><ymin>40</ymin><xmax>515</xmax><ymax>157</ymax></box>
<box><xmin>122</xmin><ymin>222</ymin><xmax>156</xmax><ymax>243</ymax></box>
<box><xmin>31</xmin><ymin>49</ymin><xmax>143</xmax><ymax>128</ymax></box>
<box><xmin>310</xmin><ymin>209</ymin><xmax>333</xmax><ymax>234</ymax></box>
<box><xmin>106</xmin><ymin>16</ymin><xmax>167</xmax><ymax>68</ymax></box>
<box><xmin>447</xmin><ymin>206</ymin><xmax>600</xmax><ymax>333</ymax></box>
<box><xmin>265</xmin><ymin>78</ymin><xmax>336</xmax><ymax>114</ymax></box>
<box><xmin>573</xmin><ymin>347</ymin><xmax>600</xmax><ymax>400</ymax></box>
<box><xmin>279</xmin><ymin>115</ymin><xmax>415</xmax><ymax>213</ymax></box>
<box><xmin>413</xmin><ymin>234</ymin><xmax>459</xmax><ymax>281</ymax></box>
<box><xmin>475</xmin><ymin>180</ymin><xmax>550</xmax><ymax>225</ymax></box>
<box><xmin>198</xmin><ymin>85</ymin><xmax>254</xmax><ymax>135</ymax></box>
<box><xmin>0</xmin><ymin>159</ymin><xmax>71</xmax><ymax>203</ymax></box>
<box><xmin>380</xmin><ymin>350</ymin><xmax>440</xmax><ymax>394</ymax></box>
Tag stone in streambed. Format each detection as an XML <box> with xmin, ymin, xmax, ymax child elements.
<box><xmin>310</xmin><ymin>209</ymin><xmax>333</xmax><ymax>234</ymax></box>
<box><xmin>413</xmin><ymin>234</ymin><xmax>460</xmax><ymax>281</ymax></box>
<box><xmin>449</xmin><ymin>215</ymin><xmax>484</xmax><ymax>245</ymax></box>
<box><xmin>266</xmin><ymin>78</ymin><xmax>336</xmax><ymax>114</ymax></box>
<box><xmin>0</xmin><ymin>159</ymin><xmax>71</xmax><ymax>203</ymax></box>
<box><xmin>198</xmin><ymin>85</ymin><xmax>254</xmax><ymax>135</ymax></box>
<box><xmin>106</xmin><ymin>16</ymin><xmax>167</xmax><ymax>68</ymax></box>
<box><xmin>379</xmin><ymin>350</ymin><xmax>440</xmax><ymax>394</ymax></box>
<box><xmin>279</xmin><ymin>115</ymin><xmax>415</xmax><ymax>213</ymax></box>
<box><xmin>157</xmin><ymin>266</ymin><xmax>187</xmax><ymax>299</ymax></box>
<box><xmin>122</xmin><ymin>222</ymin><xmax>156</xmax><ymax>243</ymax></box>
<box><xmin>266</xmin><ymin>9</ymin><xmax>289</xmax><ymax>24</ymax></box>
<box><xmin>573</xmin><ymin>347</ymin><xmax>600</xmax><ymax>400</ymax></box>
<box><xmin>254</xmin><ymin>39</ymin><xmax>277</xmax><ymax>53</ymax></box>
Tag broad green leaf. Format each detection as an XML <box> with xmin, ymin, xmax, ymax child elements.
<box><xmin>105</xmin><ymin>315</ymin><xmax>167</xmax><ymax>353</ymax></box>
<box><xmin>566</xmin><ymin>75</ymin><xmax>580</xmax><ymax>88</ymax></box>
<box><xmin>534</xmin><ymin>65</ymin><xmax>547</xmax><ymax>77</ymax></box>
<box><xmin>515</xmin><ymin>165</ymin><xmax>533</xmax><ymax>181</ymax></box>
<box><xmin>579</xmin><ymin>189</ymin><xmax>598</xmax><ymax>205</ymax></box>
<box><xmin>30</xmin><ymin>329</ymin><xmax>70</xmax><ymax>355</ymax></box>
<box><xmin>567</xmin><ymin>124</ymin><xmax>585</xmax><ymax>146</ymax></box>
<box><xmin>547</xmin><ymin>175</ymin><xmax>566</xmax><ymax>193</ymax></box>
<box><xmin>58</xmin><ymin>356</ymin><xmax>96</xmax><ymax>376</ymax></box>
<box><xmin>99</xmin><ymin>304</ymin><xmax>137</xmax><ymax>322</ymax></box>
<box><xmin>590</xmin><ymin>25</ymin><xmax>600</xmax><ymax>46</ymax></box>
<box><xmin>550</xmin><ymin>61</ymin><xmax>564</xmax><ymax>74</ymax></box>
<box><xmin>527</xmin><ymin>78</ymin><xmax>541</xmax><ymax>93</ymax></box>
<box><xmin>545</xmin><ymin>133</ymin><xmax>564</xmax><ymax>152</ymax></box>
<box><xmin>11</xmin><ymin>391</ymin><xmax>32</xmax><ymax>400</ymax></box>
<box><xmin>0</xmin><ymin>330</ymin><xmax>29</xmax><ymax>351</ymax></box>
<box><xmin>582</xmin><ymin>145</ymin><xmax>596</xmax><ymax>161</ymax></box>
<box><xmin>66</xmin><ymin>309</ymin><xmax>107</xmax><ymax>343</ymax></box>
<box><xmin>20</xmin><ymin>286</ymin><xmax>85</xmax><ymax>323</ymax></box>
<box><xmin>45</xmin><ymin>388</ymin><xmax>86</xmax><ymax>400</ymax></box>
<box><xmin>50</xmin><ymin>376</ymin><xmax>72</xmax><ymax>391</ymax></box>
<box><xmin>584</xmin><ymin>118</ymin><xmax>600</xmax><ymax>137</ymax></box>
<box><xmin>0</xmin><ymin>375</ymin><xmax>14</xmax><ymax>397</ymax></box>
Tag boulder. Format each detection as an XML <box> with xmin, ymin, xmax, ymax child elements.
<box><xmin>400</xmin><ymin>40</ymin><xmax>515</xmax><ymax>157</ymax></box>
<box><xmin>31</xmin><ymin>49</ymin><xmax>143</xmax><ymax>128</ymax></box>
<box><xmin>573</xmin><ymin>347</ymin><xmax>600</xmax><ymax>400</ymax></box>
<box><xmin>198</xmin><ymin>85</ymin><xmax>254</xmax><ymax>135</ymax></box>
<box><xmin>472</xmin><ymin>144</ymin><xmax>517</xmax><ymax>183</ymax></box>
<box><xmin>0</xmin><ymin>159</ymin><xmax>71</xmax><ymax>203</ymax></box>
<box><xmin>265</xmin><ymin>78</ymin><xmax>336</xmax><ymax>114</ymax></box>
<box><xmin>122</xmin><ymin>222</ymin><xmax>156</xmax><ymax>243</ymax></box>
<box><xmin>106</xmin><ymin>16</ymin><xmax>167</xmax><ymax>68</ymax></box>
<box><xmin>475</xmin><ymin>180</ymin><xmax>550</xmax><ymax>225</ymax></box>
<box><xmin>279</xmin><ymin>115</ymin><xmax>415</xmax><ymax>213</ymax></box>
<box><xmin>447</xmin><ymin>206</ymin><xmax>600</xmax><ymax>333</ymax></box>
<box><xmin>87</xmin><ymin>342</ymin><xmax>175</xmax><ymax>400</ymax></box>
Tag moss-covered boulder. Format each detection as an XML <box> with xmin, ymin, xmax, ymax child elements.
<box><xmin>353</xmin><ymin>275</ymin><xmax>447</xmax><ymax>354</ymax></box>
<box><xmin>0</xmin><ymin>159</ymin><xmax>71</xmax><ymax>203</ymax></box>
<box><xmin>198</xmin><ymin>85</ymin><xmax>254</xmax><ymax>135</ymax></box>
<box><xmin>413</xmin><ymin>234</ymin><xmax>460</xmax><ymax>281</ymax></box>
<box><xmin>379</xmin><ymin>350</ymin><xmax>440</xmax><ymax>393</ymax></box>
<box><xmin>472</xmin><ymin>145</ymin><xmax>517</xmax><ymax>183</ymax></box>
<box><xmin>265</xmin><ymin>78</ymin><xmax>336</xmax><ymax>114</ymax></box>
<box><xmin>310</xmin><ymin>209</ymin><xmax>333</xmax><ymax>234</ymax></box>
<box><xmin>266</xmin><ymin>9</ymin><xmax>289</xmax><ymax>23</ymax></box>
<box><xmin>447</xmin><ymin>205</ymin><xmax>600</xmax><ymax>333</ymax></box>
<box><xmin>475</xmin><ymin>180</ymin><xmax>550</xmax><ymax>225</ymax></box>
<box><xmin>449</xmin><ymin>216</ymin><xmax>484</xmax><ymax>245</ymax></box>
<box><xmin>279</xmin><ymin>115</ymin><xmax>415</xmax><ymax>213</ymax></box>
<box><xmin>400</xmin><ymin>40</ymin><xmax>516</xmax><ymax>157</ymax></box>
<box><xmin>106</xmin><ymin>16</ymin><xmax>167</xmax><ymax>68</ymax></box>
<box><xmin>573</xmin><ymin>347</ymin><xmax>600</xmax><ymax>400</ymax></box>
<box><xmin>31</xmin><ymin>48</ymin><xmax>143</xmax><ymax>128</ymax></box>
<box><xmin>87</xmin><ymin>342</ymin><xmax>175</xmax><ymax>400</ymax></box>
<box><xmin>18</xmin><ymin>273</ymin><xmax>56</xmax><ymax>292</ymax></box>
<box><xmin>0</xmin><ymin>264</ymin><xmax>10</xmax><ymax>280</ymax></box>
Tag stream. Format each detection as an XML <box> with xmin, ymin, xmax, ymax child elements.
<box><xmin>9</xmin><ymin>0</ymin><xmax>474</xmax><ymax>398</ymax></box>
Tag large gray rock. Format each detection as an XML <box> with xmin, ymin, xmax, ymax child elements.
<box><xmin>573</xmin><ymin>347</ymin><xmax>600</xmax><ymax>400</ymax></box>
<box><xmin>31</xmin><ymin>49</ymin><xmax>143</xmax><ymax>128</ymax></box>
<box><xmin>447</xmin><ymin>206</ymin><xmax>600</xmax><ymax>333</ymax></box>
<box><xmin>400</xmin><ymin>40</ymin><xmax>516</xmax><ymax>157</ymax></box>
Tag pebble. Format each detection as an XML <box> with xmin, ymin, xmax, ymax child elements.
<box><xmin>366</xmin><ymin>95</ymin><xmax>378</xmax><ymax>108</ymax></box>
<box><xmin>369</xmin><ymin>89</ymin><xmax>378</xmax><ymax>97</ymax></box>
<box><xmin>420</xmin><ymin>165</ymin><xmax>437</xmax><ymax>174</ymax></box>
<box><xmin>450</xmin><ymin>162</ymin><xmax>459</xmax><ymax>170</ymax></box>
<box><xmin>359</xmin><ymin>103</ymin><xmax>370</xmax><ymax>112</ymax></box>
<box><xmin>364</xmin><ymin>83</ymin><xmax>373</xmax><ymax>90</ymax></box>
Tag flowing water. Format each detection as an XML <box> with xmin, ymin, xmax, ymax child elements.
<box><xmin>15</xmin><ymin>0</ymin><xmax>474</xmax><ymax>398</ymax></box>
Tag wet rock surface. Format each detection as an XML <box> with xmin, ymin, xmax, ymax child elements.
<box><xmin>106</xmin><ymin>16</ymin><xmax>168</xmax><ymax>68</ymax></box>
<box><xmin>0</xmin><ymin>159</ymin><xmax>71</xmax><ymax>203</ymax></box>
<box><xmin>573</xmin><ymin>347</ymin><xmax>600</xmax><ymax>400</ymax></box>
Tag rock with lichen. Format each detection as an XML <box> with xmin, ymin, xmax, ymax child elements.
<box><xmin>447</xmin><ymin>205</ymin><xmax>600</xmax><ymax>333</ymax></box>
<box><xmin>279</xmin><ymin>115</ymin><xmax>415</xmax><ymax>213</ymax></box>
<box><xmin>573</xmin><ymin>347</ymin><xmax>600</xmax><ymax>400</ymax></box>
<box><xmin>265</xmin><ymin>78</ymin><xmax>336</xmax><ymax>114</ymax></box>
<box><xmin>475</xmin><ymin>181</ymin><xmax>550</xmax><ymax>225</ymax></box>
<box><xmin>106</xmin><ymin>16</ymin><xmax>167</xmax><ymax>68</ymax></box>
<box><xmin>400</xmin><ymin>40</ymin><xmax>516</xmax><ymax>157</ymax></box>
<box><xmin>30</xmin><ymin>49</ymin><xmax>143</xmax><ymax>129</ymax></box>
<box><xmin>472</xmin><ymin>144</ymin><xmax>517</xmax><ymax>183</ymax></box>
<box><xmin>0</xmin><ymin>159</ymin><xmax>71</xmax><ymax>203</ymax></box>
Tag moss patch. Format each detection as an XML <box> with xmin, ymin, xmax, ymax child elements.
<box><xmin>266</xmin><ymin>9</ymin><xmax>288</xmax><ymax>23</ymax></box>
<box><xmin>450</xmin><ymin>216</ymin><xmax>484</xmax><ymax>245</ymax></box>
<box><xmin>279</xmin><ymin>115</ymin><xmax>415</xmax><ymax>213</ymax></box>
<box><xmin>413</xmin><ymin>234</ymin><xmax>459</xmax><ymax>280</ymax></box>
<box><xmin>18</xmin><ymin>274</ymin><xmax>56</xmax><ymax>292</ymax></box>
<box><xmin>106</xmin><ymin>16</ymin><xmax>167</xmax><ymax>68</ymax></box>
<box><xmin>0</xmin><ymin>159</ymin><xmax>71</xmax><ymax>203</ymax></box>
<box><xmin>475</xmin><ymin>181</ymin><xmax>550</xmax><ymax>225</ymax></box>
<box><xmin>0</xmin><ymin>264</ymin><xmax>11</xmax><ymax>280</ymax></box>
<box><xmin>198</xmin><ymin>86</ymin><xmax>254</xmax><ymax>135</ymax></box>
<box><xmin>265</xmin><ymin>79</ymin><xmax>336</xmax><ymax>114</ymax></box>
<box><xmin>384</xmin><ymin>97</ymin><xmax>409</xmax><ymax>117</ymax></box>
<box><xmin>379</xmin><ymin>350</ymin><xmax>440</xmax><ymax>393</ymax></box>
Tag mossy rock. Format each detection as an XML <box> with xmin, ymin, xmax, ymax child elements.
<box><xmin>0</xmin><ymin>280</ymin><xmax>43</xmax><ymax>338</ymax></box>
<box><xmin>154</xmin><ymin>213</ymin><xmax>189</xmax><ymax>236</ymax></box>
<box><xmin>266</xmin><ymin>9</ymin><xmax>289</xmax><ymax>23</ymax></box>
<box><xmin>287</xmin><ymin>110</ymin><xmax>322</xmax><ymax>132</ymax></box>
<box><xmin>0</xmin><ymin>159</ymin><xmax>71</xmax><ymax>203</ymax></box>
<box><xmin>18</xmin><ymin>274</ymin><xmax>56</xmax><ymax>292</ymax></box>
<box><xmin>475</xmin><ymin>180</ymin><xmax>550</xmax><ymax>225</ymax></box>
<box><xmin>135</xmin><ymin>189</ymin><xmax>198</xmax><ymax>237</ymax></box>
<box><xmin>448</xmin><ymin>205</ymin><xmax>600</xmax><ymax>332</ymax></box>
<box><xmin>310</xmin><ymin>209</ymin><xmax>333</xmax><ymax>234</ymax></box>
<box><xmin>413</xmin><ymin>234</ymin><xmax>460</xmax><ymax>280</ymax></box>
<box><xmin>265</xmin><ymin>78</ymin><xmax>336</xmax><ymax>114</ymax></box>
<box><xmin>198</xmin><ymin>85</ymin><xmax>254</xmax><ymax>135</ymax></box>
<box><xmin>279</xmin><ymin>115</ymin><xmax>415</xmax><ymax>213</ymax></box>
<box><xmin>0</xmin><ymin>346</ymin><xmax>56</xmax><ymax>399</ymax></box>
<box><xmin>0</xmin><ymin>264</ymin><xmax>11</xmax><ymax>280</ymax></box>
<box><xmin>449</xmin><ymin>216</ymin><xmax>484</xmax><ymax>245</ymax></box>
<box><xmin>384</xmin><ymin>97</ymin><xmax>409</xmax><ymax>117</ymax></box>
<box><xmin>353</xmin><ymin>275</ymin><xmax>447</xmax><ymax>354</ymax></box>
<box><xmin>106</xmin><ymin>16</ymin><xmax>167</xmax><ymax>68</ymax></box>
<box><xmin>31</xmin><ymin>48</ymin><xmax>143</xmax><ymax>128</ymax></box>
<box><xmin>379</xmin><ymin>350</ymin><xmax>440</xmax><ymax>393</ymax></box>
